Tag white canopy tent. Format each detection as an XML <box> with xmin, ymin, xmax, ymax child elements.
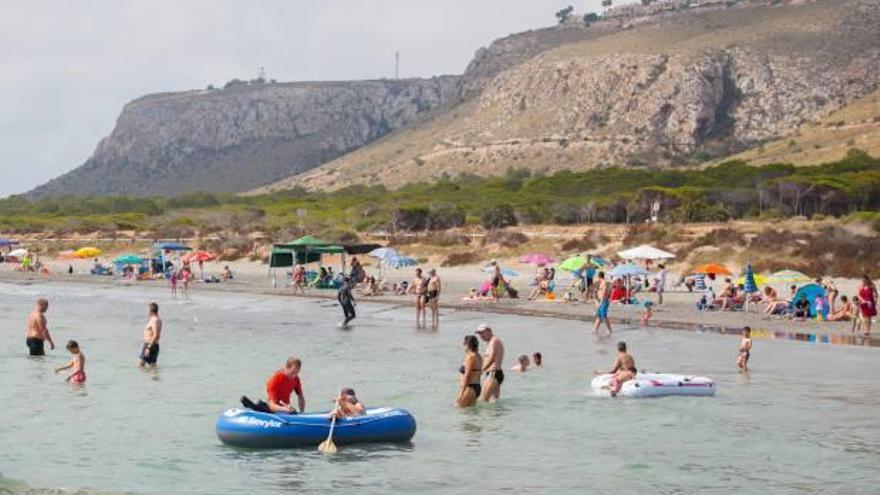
<box><xmin>617</xmin><ymin>244</ymin><xmax>675</xmax><ymax>261</ymax></box>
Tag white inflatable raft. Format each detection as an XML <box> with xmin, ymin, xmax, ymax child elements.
<box><xmin>591</xmin><ymin>372</ymin><xmax>716</xmax><ymax>398</ymax></box>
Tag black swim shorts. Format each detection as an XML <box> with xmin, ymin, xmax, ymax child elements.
<box><xmin>140</xmin><ymin>342</ymin><xmax>160</xmax><ymax>365</ymax></box>
<box><xmin>26</xmin><ymin>337</ymin><xmax>45</xmax><ymax>356</ymax></box>
<box><xmin>485</xmin><ymin>369</ymin><xmax>505</xmax><ymax>385</ymax></box>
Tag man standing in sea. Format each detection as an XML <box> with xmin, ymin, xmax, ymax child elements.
<box><xmin>25</xmin><ymin>298</ymin><xmax>55</xmax><ymax>356</ymax></box>
<box><xmin>139</xmin><ymin>302</ymin><xmax>162</xmax><ymax>368</ymax></box>
<box><xmin>476</xmin><ymin>324</ymin><xmax>505</xmax><ymax>402</ymax></box>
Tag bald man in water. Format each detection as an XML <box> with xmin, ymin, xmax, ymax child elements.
<box><xmin>26</xmin><ymin>298</ymin><xmax>55</xmax><ymax>356</ymax></box>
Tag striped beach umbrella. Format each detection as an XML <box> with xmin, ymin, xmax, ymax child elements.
<box><xmin>742</xmin><ymin>263</ymin><xmax>758</xmax><ymax>294</ymax></box>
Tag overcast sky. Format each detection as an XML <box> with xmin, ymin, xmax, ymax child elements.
<box><xmin>0</xmin><ymin>0</ymin><xmax>608</xmax><ymax>198</ymax></box>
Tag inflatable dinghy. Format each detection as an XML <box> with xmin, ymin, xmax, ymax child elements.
<box><xmin>591</xmin><ymin>372</ymin><xmax>715</xmax><ymax>398</ymax></box>
<box><xmin>216</xmin><ymin>407</ymin><xmax>416</xmax><ymax>448</ymax></box>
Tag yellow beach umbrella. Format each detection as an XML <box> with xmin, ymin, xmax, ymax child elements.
<box><xmin>736</xmin><ymin>274</ymin><xmax>769</xmax><ymax>286</ymax></box>
<box><xmin>74</xmin><ymin>247</ymin><xmax>102</xmax><ymax>258</ymax></box>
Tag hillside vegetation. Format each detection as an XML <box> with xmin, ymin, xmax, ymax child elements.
<box><xmin>3</xmin><ymin>151</ymin><xmax>878</xmax><ymax>240</ymax></box>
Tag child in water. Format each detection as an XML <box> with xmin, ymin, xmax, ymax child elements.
<box><xmin>641</xmin><ymin>300</ymin><xmax>654</xmax><ymax>326</ymax></box>
<box><xmin>737</xmin><ymin>327</ymin><xmax>752</xmax><ymax>372</ymax></box>
<box><xmin>55</xmin><ymin>340</ymin><xmax>86</xmax><ymax>384</ymax></box>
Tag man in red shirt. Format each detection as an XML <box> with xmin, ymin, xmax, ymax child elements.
<box><xmin>241</xmin><ymin>357</ymin><xmax>306</xmax><ymax>414</ymax></box>
<box><xmin>266</xmin><ymin>357</ymin><xmax>306</xmax><ymax>413</ymax></box>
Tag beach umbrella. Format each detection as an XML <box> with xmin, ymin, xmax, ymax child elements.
<box><xmin>8</xmin><ymin>248</ymin><xmax>28</xmax><ymax>258</ymax></box>
<box><xmin>558</xmin><ymin>255</ymin><xmax>588</xmax><ymax>272</ymax></box>
<box><xmin>770</xmin><ymin>270</ymin><xmax>811</xmax><ymax>284</ymax></box>
<box><xmin>114</xmin><ymin>254</ymin><xmax>143</xmax><ymax>265</ymax></box>
<box><xmin>185</xmin><ymin>251</ymin><xmax>216</xmax><ymax>263</ymax></box>
<box><xmin>74</xmin><ymin>247</ymin><xmax>102</xmax><ymax>258</ymax></box>
<box><xmin>693</xmin><ymin>263</ymin><xmax>733</xmax><ymax>276</ymax></box>
<box><xmin>519</xmin><ymin>253</ymin><xmax>554</xmax><ymax>266</ymax></box>
<box><xmin>0</xmin><ymin>238</ymin><xmax>19</xmax><ymax>247</ymax></box>
<box><xmin>386</xmin><ymin>255</ymin><xmax>418</xmax><ymax>269</ymax></box>
<box><xmin>609</xmin><ymin>263</ymin><xmax>650</xmax><ymax>278</ymax></box>
<box><xmin>368</xmin><ymin>247</ymin><xmax>399</xmax><ymax>261</ymax></box>
<box><xmin>617</xmin><ymin>244</ymin><xmax>675</xmax><ymax>260</ymax></box>
<box><xmin>155</xmin><ymin>242</ymin><xmax>192</xmax><ymax>252</ymax></box>
<box><xmin>736</xmin><ymin>273</ymin><xmax>769</xmax><ymax>286</ymax></box>
<box><xmin>742</xmin><ymin>263</ymin><xmax>758</xmax><ymax>294</ymax></box>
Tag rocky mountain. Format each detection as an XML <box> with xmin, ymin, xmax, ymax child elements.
<box><xmin>28</xmin><ymin>77</ymin><xmax>459</xmax><ymax>197</ymax></box>
<box><xmin>31</xmin><ymin>0</ymin><xmax>880</xmax><ymax>198</ymax></box>
<box><xmin>257</xmin><ymin>0</ymin><xmax>880</xmax><ymax>193</ymax></box>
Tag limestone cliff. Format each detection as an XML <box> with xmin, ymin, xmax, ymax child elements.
<box><xmin>260</xmin><ymin>0</ymin><xmax>880</xmax><ymax>192</ymax></box>
<box><xmin>28</xmin><ymin>77</ymin><xmax>458</xmax><ymax>197</ymax></box>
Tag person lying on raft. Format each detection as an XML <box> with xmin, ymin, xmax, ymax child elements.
<box><xmin>241</xmin><ymin>357</ymin><xmax>305</xmax><ymax>414</ymax></box>
<box><xmin>331</xmin><ymin>387</ymin><xmax>366</xmax><ymax>418</ymax></box>
<box><xmin>594</xmin><ymin>342</ymin><xmax>637</xmax><ymax>397</ymax></box>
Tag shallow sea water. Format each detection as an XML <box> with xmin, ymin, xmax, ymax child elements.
<box><xmin>0</xmin><ymin>281</ymin><xmax>878</xmax><ymax>494</ymax></box>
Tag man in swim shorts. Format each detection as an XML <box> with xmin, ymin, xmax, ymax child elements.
<box><xmin>595</xmin><ymin>341</ymin><xmax>637</xmax><ymax>397</ymax></box>
<box><xmin>409</xmin><ymin>268</ymin><xmax>428</xmax><ymax>326</ymax></box>
<box><xmin>139</xmin><ymin>302</ymin><xmax>162</xmax><ymax>368</ymax></box>
<box><xmin>26</xmin><ymin>298</ymin><xmax>55</xmax><ymax>356</ymax></box>
<box><xmin>476</xmin><ymin>324</ymin><xmax>505</xmax><ymax>402</ymax></box>
<box><xmin>593</xmin><ymin>271</ymin><xmax>613</xmax><ymax>336</ymax></box>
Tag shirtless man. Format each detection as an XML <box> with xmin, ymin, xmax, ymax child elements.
<box><xmin>594</xmin><ymin>341</ymin><xmax>636</xmax><ymax>397</ymax></box>
<box><xmin>139</xmin><ymin>302</ymin><xmax>162</xmax><ymax>368</ymax></box>
<box><xmin>426</xmin><ymin>269</ymin><xmax>441</xmax><ymax>327</ymax></box>
<box><xmin>408</xmin><ymin>268</ymin><xmax>428</xmax><ymax>326</ymax></box>
<box><xmin>593</xmin><ymin>271</ymin><xmax>612</xmax><ymax>336</ymax></box>
<box><xmin>26</xmin><ymin>298</ymin><xmax>55</xmax><ymax>356</ymax></box>
<box><xmin>475</xmin><ymin>324</ymin><xmax>505</xmax><ymax>402</ymax></box>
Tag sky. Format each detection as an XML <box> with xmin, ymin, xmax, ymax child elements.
<box><xmin>0</xmin><ymin>0</ymin><xmax>607</xmax><ymax>198</ymax></box>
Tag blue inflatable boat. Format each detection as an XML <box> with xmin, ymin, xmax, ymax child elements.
<box><xmin>216</xmin><ymin>407</ymin><xmax>416</xmax><ymax>448</ymax></box>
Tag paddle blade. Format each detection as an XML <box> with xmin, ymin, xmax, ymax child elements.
<box><xmin>318</xmin><ymin>439</ymin><xmax>337</xmax><ymax>454</ymax></box>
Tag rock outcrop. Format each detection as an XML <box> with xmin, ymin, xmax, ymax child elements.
<box><xmin>259</xmin><ymin>0</ymin><xmax>880</xmax><ymax>192</ymax></box>
<box><xmin>29</xmin><ymin>77</ymin><xmax>458</xmax><ymax>197</ymax></box>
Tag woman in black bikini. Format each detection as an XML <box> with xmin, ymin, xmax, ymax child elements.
<box><xmin>456</xmin><ymin>335</ymin><xmax>483</xmax><ymax>408</ymax></box>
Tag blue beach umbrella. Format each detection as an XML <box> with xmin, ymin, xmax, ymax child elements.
<box><xmin>609</xmin><ymin>264</ymin><xmax>649</xmax><ymax>278</ymax></box>
<box><xmin>386</xmin><ymin>255</ymin><xmax>418</xmax><ymax>269</ymax></box>
<box><xmin>0</xmin><ymin>238</ymin><xmax>19</xmax><ymax>247</ymax></box>
<box><xmin>742</xmin><ymin>263</ymin><xmax>758</xmax><ymax>294</ymax></box>
<box><xmin>114</xmin><ymin>254</ymin><xmax>143</xmax><ymax>265</ymax></box>
<box><xmin>369</xmin><ymin>247</ymin><xmax>399</xmax><ymax>261</ymax></box>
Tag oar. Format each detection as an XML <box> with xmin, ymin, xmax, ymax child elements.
<box><xmin>318</xmin><ymin>407</ymin><xmax>339</xmax><ymax>454</ymax></box>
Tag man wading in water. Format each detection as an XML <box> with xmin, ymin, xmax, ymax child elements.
<box><xmin>338</xmin><ymin>277</ymin><xmax>356</xmax><ymax>327</ymax></box>
<box><xmin>476</xmin><ymin>324</ymin><xmax>505</xmax><ymax>402</ymax></box>
<box><xmin>26</xmin><ymin>298</ymin><xmax>55</xmax><ymax>356</ymax></box>
<box><xmin>139</xmin><ymin>303</ymin><xmax>162</xmax><ymax>368</ymax></box>
<box><xmin>594</xmin><ymin>271</ymin><xmax>613</xmax><ymax>337</ymax></box>
<box><xmin>409</xmin><ymin>268</ymin><xmax>428</xmax><ymax>326</ymax></box>
<box><xmin>426</xmin><ymin>269</ymin><xmax>441</xmax><ymax>327</ymax></box>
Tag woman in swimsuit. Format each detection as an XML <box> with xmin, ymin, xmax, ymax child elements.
<box><xmin>456</xmin><ymin>335</ymin><xmax>483</xmax><ymax>408</ymax></box>
<box><xmin>55</xmin><ymin>340</ymin><xmax>86</xmax><ymax>384</ymax></box>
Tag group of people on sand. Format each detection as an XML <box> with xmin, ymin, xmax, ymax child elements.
<box><xmin>240</xmin><ymin>357</ymin><xmax>365</xmax><ymax>419</ymax></box>
<box><xmin>24</xmin><ymin>298</ymin><xmax>165</xmax><ymax>386</ymax></box>
<box><xmin>758</xmin><ymin>275</ymin><xmax>877</xmax><ymax>335</ymax></box>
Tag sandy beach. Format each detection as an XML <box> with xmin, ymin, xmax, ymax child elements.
<box><xmin>2</xmin><ymin>254</ymin><xmax>874</xmax><ymax>345</ymax></box>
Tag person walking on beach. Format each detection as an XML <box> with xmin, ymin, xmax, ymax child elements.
<box><xmin>427</xmin><ymin>269</ymin><xmax>441</xmax><ymax>327</ymax></box>
<box><xmin>737</xmin><ymin>327</ymin><xmax>752</xmax><ymax>372</ymax></box>
<box><xmin>139</xmin><ymin>303</ymin><xmax>162</xmax><ymax>368</ymax></box>
<box><xmin>55</xmin><ymin>340</ymin><xmax>86</xmax><ymax>384</ymax></box>
<box><xmin>475</xmin><ymin>324</ymin><xmax>505</xmax><ymax>402</ymax></box>
<box><xmin>338</xmin><ymin>277</ymin><xmax>356</xmax><ymax>327</ymax></box>
<box><xmin>409</xmin><ymin>268</ymin><xmax>428</xmax><ymax>326</ymax></box>
<box><xmin>857</xmin><ymin>274</ymin><xmax>877</xmax><ymax>336</ymax></box>
<box><xmin>594</xmin><ymin>271</ymin><xmax>613</xmax><ymax>336</ymax></box>
<box><xmin>655</xmin><ymin>264</ymin><xmax>667</xmax><ymax>305</ymax></box>
<box><xmin>26</xmin><ymin>298</ymin><xmax>55</xmax><ymax>356</ymax></box>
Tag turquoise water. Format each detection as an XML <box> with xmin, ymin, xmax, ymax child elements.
<box><xmin>0</xmin><ymin>281</ymin><xmax>878</xmax><ymax>494</ymax></box>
